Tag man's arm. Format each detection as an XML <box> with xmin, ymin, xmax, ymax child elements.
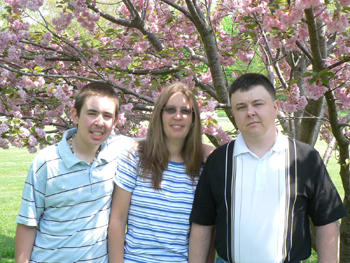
<box><xmin>206</xmin><ymin>226</ymin><xmax>216</xmax><ymax>263</ymax></box>
<box><xmin>108</xmin><ymin>186</ymin><xmax>132</xmax><ymax>263</ymax></box>
<box><xmin>315</xmin><ymin>221</ymin><xmax>339</xmax><ymax>263</ymax></box>
<box><xmin>189</xmin><ymin>223</ymin><xmax>214</xmax><ymax>263</ymax></box>
<box><xmin>15</xmin><ymin>223</ymin><xmax>36</xmax><ymax>263</ymax></box>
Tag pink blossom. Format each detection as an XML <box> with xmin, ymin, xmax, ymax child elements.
<box><xmin>339</xmin><ymin>0</ymin><xmax>350</xmax><ymax>6</ymax></box>
<box><xmin>281</xmin><ymin>101</ymin><xmax>297</xmax><ymax>114</ymax></box>
<box><xmin>237</xmin><ymin>50</ymin><xmax>254</xmax><ymax>63</ymax></box>
<box><xmin>118</xmin><ymin>56</ymin><xmax>133</xmax><ymax>68</ymax></box>
<box><xmin>27</xmin><ymin>145</ymin><xmax>37</xmax><ymax>153</ymax></box>
<box><xmin>284</xmin><ymin>36</ymin><xmax>298</xmax><ymax>51</ymax></box>
<box><xmin>200</xmin><ymin>72</ymin><xmax>212</xmax><ymax>83</ymax></box>
<box><xmin>302</xmin><ymin>77</ymin><xmax>328</xmax><ymax>100</ymax></box>
<box><xmin>19</xmin><ymin>127</ymin><xmax>30</xmax><ymax>138</ymax></box>
<box><xmin>13</xmin><ymin>111</ymin><xmax>23</xmax><ymax>118</ymax></box>
<box><xmin>0</xmin><ymin>138</ymin><xmax>9</xmax><ymax>149</ymax></box>
<box><xmin>135</xmin><ymin>124</ymin><xmax>147</xmax><ymax>138</ymax></box>
<box><xmin>278</xmin><ymin>8</ymin><xmax>303</xmax><ymax>29</ymax></box>
<box><xmin>296</xmin><ymin>0</ymin><xmax>324</xmax><ymax>9</ymax></box>
<box><xmin>35</xmin><ymin>55</ymin><xmax>46</xmax><ymax>66</ymax></box>
<box><xmin>268</xmin><ymin>36</ymin><xmax>282</xmax><ymax>49</ymax></box>
<box><xmin>327</xmin><ymin>14</ymin><xmax>349</xmax><ymax>33</ymax></box>
<box><xmin>1</xmin><ymin>69</ymin><xmax>10</xmax><ymax>77</ymax></box>
<box><xmin>23</xmin><ymin>119</ymin><xmax>32</xmax><ymax>129</ymax></box>
<box><xmin>121</xmin><ymin>103</ymin><xmax>133</xmax><ymax>115</ymax></box>
<box><xmin>7</xmin><ymin>46</ymin><xmax>20</xmax><ymax>62</ymax></box>
<box><xmin>27</xmin><ymin>0</ymin><xmax>43</xmax><ymax>11</ymax></box>
<box><xmin>118</xmin><ymin>3</ymin><xmax>130</xmax><ymax>15</ymax></box>
<box><xmin>52</xmin><ymin>12</ymin><xmax>74</xmax><ymax>32</ymax></box>
<box><xmin>18</xmin><ymin>0</ymin><xmax>28</xmax><ymax>8</ymax></box>
<box><xmin>336</xmin><ymin>88</ymin><xmax>350</xmax><ymax>109</ymax></box>
<box><xmin>28</xmin><ymin>135</ymin><xmax>38</xmax><ymax>146</ymax></box>
<box><xmin>117</xmin><ymin>112</ymin><xmax>127</xmax><ymax>127</ymax></box>
<box><xmin>297</xmin><ymin>96</ymin><xmax>308</xmax><ymax>110</ymax></box>
<box><xmin>0</xmin><ymin>123</ymin><xmax>9</xmax><ymax>134</ymax></box>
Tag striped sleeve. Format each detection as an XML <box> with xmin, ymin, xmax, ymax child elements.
<box><xmin>16</xmin><ymin>152</ymin><xmax>48</xmax><ymax>226</ymax></box>
<box><xmin>115</xmin><ymin>149</ymin><xmax>138</xmax><ymax>193</ymax></box>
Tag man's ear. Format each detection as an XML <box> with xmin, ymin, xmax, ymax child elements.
<box><xmin>273</xmin><ymin>100</ymin><xmax>280</xmax><ymax>116</ymax></box>
<box><xmin>113</xmin><ymin>114</ymin><xmax>119</xmax><ymax>128</ymax></box>
<box><xmin>71</xmin><ymin>108</ymin><xmax>79</xmax><ymax>125</ymax></box>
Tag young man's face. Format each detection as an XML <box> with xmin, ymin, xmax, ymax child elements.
<box><xmin>71</xmin><ymin>95</ymin><xmax>118</xmax><ymax>151</ymax></box>
<box><xmin>230</xmin><ymin>85</ymin><xmax>279</xmax><ymax>142</ymax></box>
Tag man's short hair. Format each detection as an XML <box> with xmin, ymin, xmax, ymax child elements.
<box><xmin>229</xmin><ymin>73</ymin><xmax>276</xmax><ymax>103</ymax></box>
<box><xmin>74</xmin><ymin>82</ymin><xmax>119</xmax><ymax>118</ymax></box>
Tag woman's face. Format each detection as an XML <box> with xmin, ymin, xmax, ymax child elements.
<box><xmin>162</xmin><ymin>92</ymin><xmax>193</xmax><ymax>145</ymax></box>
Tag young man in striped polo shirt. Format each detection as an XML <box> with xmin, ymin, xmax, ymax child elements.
<box><xmin>15</xmin><ymin>82</ymin><xmax>135</xmax><ymax>262</ymax></box>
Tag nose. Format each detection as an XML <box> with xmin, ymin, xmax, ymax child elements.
<box><xmin>247</xmin><ymin>105</ymin><xmax>256</xmax><ymax>117</ymax></box>
<box><xmin>173</xmin><ymin>110</ymin><xmax>183</xmax><ymax>119</ymax></box>
<box><xmin>94</xmin><ymin>114</ymin><xmax>104</xmax><ymax>126</ymax></box>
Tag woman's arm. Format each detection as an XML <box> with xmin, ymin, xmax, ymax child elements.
<box><xmin>108</xmin><ymin>186</ymin><xmax>132</xmax><ymax>263</ymax></box>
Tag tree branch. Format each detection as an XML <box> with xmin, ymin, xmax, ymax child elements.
<box><xmin>159</xmin><ymin>0</ymin><xmax>194</xmax><ymax>23</ymax></box>
<box><xmin>295</xmin><ymin>40</ymin><xmax>314</xmax><ymax>63</ymax></box>
<box><xmin>0</xmin><ymin>64</ymin><xmax>155</xmax><ymax>104</ymax></box>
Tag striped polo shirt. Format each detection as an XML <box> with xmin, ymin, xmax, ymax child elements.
<box><xmin>16</xmin><ymin>128</ymin><xmax>135</xmax><ymax>262</ymax></box>
<box><xmin>115</xmin><ymin>147</ymin><xmax>198</xmax><ymax>263</ymax></box>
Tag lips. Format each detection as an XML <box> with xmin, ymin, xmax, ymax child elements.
<box><xmin>90</xmin><ymin>131</ymin><xmax>105</xmax><ymax>139</ymax></box>
<box><xmin>91</xmin><ymin>131</ymin><xmax>104</xmax><ymax>135</ymax></box>
<box><xmin>247</xmin><ymin>120</ymin><xmax>260</xmax><ymax>126</ymax></box>
<box><xmin>170</xmin><ymin>124</ymin><xmax>184</xmax><ymax>129</ymax></box>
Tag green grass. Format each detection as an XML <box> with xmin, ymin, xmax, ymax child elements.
<box><xmin>0</xmin><ymin>129</ymin><xmax>343</xmax><ymax>262</ymax></box>
<box><xmin>0</xmin><ymin>147</ymin><xmax>37</xmax><ymax>262</ymax></box>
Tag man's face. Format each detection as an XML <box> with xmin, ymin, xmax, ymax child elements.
<box><xmin>230</xmin><ymin>85</ymin><xmax>279</xmax><ymax>142</ymax></box>
<box><xmin>71</xmin><ymin>95</ymin><xmax>118</xmax><ymax>151</ymax></box>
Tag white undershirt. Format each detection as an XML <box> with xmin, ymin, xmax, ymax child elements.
<box><xmin>233</xmin><ymin>132</ymin><xmax>288</xmax><ymax>263</ymax></box>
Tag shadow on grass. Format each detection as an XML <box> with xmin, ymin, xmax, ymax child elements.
<box><xmin>0</xmin><ymin>234</ymin><xmax>15</xmax><ymax>261</ymax></box>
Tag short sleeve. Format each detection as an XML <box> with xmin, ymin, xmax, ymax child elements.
<box><xmin>115</xmin><ymin>148</ymin><xmax>138</xmax><ymax>193</ymax></box>
<box><xmin>190</xmin><ymin>156</ymin><xmax>217</xmax><ymax>226</ymax></box>
<box><xmin>307</xmin><ymin>153</ymin><xmax>347</xmax><ymax>226</ymax></box>
<box><xmin>16</xmin><ymin>155</ymin><xmax>47</xmax><ymax>227</ymax></box>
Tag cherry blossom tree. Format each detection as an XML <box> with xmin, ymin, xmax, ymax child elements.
<box><xmin>1</xmin><ymin>0</ymin><xmax>350</xmax><ymax>260</ymax></box>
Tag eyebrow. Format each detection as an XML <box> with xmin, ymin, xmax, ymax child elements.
<box><xmin>86</xmin><ymin>109</ymin><xmax>113</xmax><ymax>115</ymax></box>
<box><xmin>235</xmin><ymin>99</ymin><xmax>265</xmax><ymax>107</ymax></box>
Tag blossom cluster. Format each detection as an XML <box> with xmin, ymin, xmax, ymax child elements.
<box><xmin>279</xmin><ymin>84</ymin><xmax>308</xmax><ymax>114</ymax></box>
<box><xmin>1</xmin><ymin>0</ymin><xmax>350</xmax><ymax>153</ymax></box>
<box><xmin>302</xmin><ymin>77</ymin><xmax>328</xmax><ymax>100</ymax></box>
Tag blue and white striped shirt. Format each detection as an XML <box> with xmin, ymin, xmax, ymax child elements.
<box><xmin>17</xmin><ymin>128</ymin><xmax>135</xmax><ymax>262</ymax></box>
<box><xmin>115</xmin><ymin>148</ymin><xmax>198</xmax><ymax>263</ymax></box>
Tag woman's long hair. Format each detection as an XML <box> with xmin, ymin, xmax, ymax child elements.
<box><xmin>137</xmin><ymin>82</ymin><xmax>203</xmax><ymax>190</ymax></box>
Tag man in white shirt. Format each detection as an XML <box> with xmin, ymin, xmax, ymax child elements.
<box><xmin>189</xmin><ymin>73</ymin><xmax>347</xmax><ymax>263</ymax></box>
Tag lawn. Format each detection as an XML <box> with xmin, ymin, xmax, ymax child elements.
<box><xmin>0</xmin><ymin>147</ymin><xmax>37</xmax><ymax>262</ymax></box>
<box><xmin>0</xmin><ymin>125</ymin><xmax>344</xmax><ymax>262</ymax></box>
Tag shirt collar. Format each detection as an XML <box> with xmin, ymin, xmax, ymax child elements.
<box><xmin>234</xmin><ymin>128</ymin><xmax>288</xmax><ymax>157</ymax></box>
<box><xmin>58</xmin><ymin>128</ymin><xmax>109</xmax><ymax>169</ymax></box>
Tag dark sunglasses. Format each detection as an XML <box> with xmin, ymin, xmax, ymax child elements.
<box><xmin>162</xmin><ymin>106</ymin><xmax>193</xmax><ymax>116</ymax></box>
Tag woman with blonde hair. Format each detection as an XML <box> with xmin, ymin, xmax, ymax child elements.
<box><xmin>108</xmin><ymin>82</ymin><xmax>214</xmax><ymax>263</ymax></box>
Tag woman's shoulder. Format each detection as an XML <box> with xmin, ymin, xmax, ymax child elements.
<box><xmin>202</xmin><ymin>143</ymin><xmax>215</xmax><ymax>163</ymax></box>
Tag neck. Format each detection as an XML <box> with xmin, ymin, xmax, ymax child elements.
<box><xmin>166</xmin><ymin>139</ymin><xmax>184</xmax><ymax>162</ymax></box>
<box><xmin>69</xmin><ymin>134</ymin><xmax>101</xmax><ymax>164</ymax></box>
<box><xmin>243</xmin><ymin>128</ymin><xmax>278</xmax><ymax>158</ymax></box>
